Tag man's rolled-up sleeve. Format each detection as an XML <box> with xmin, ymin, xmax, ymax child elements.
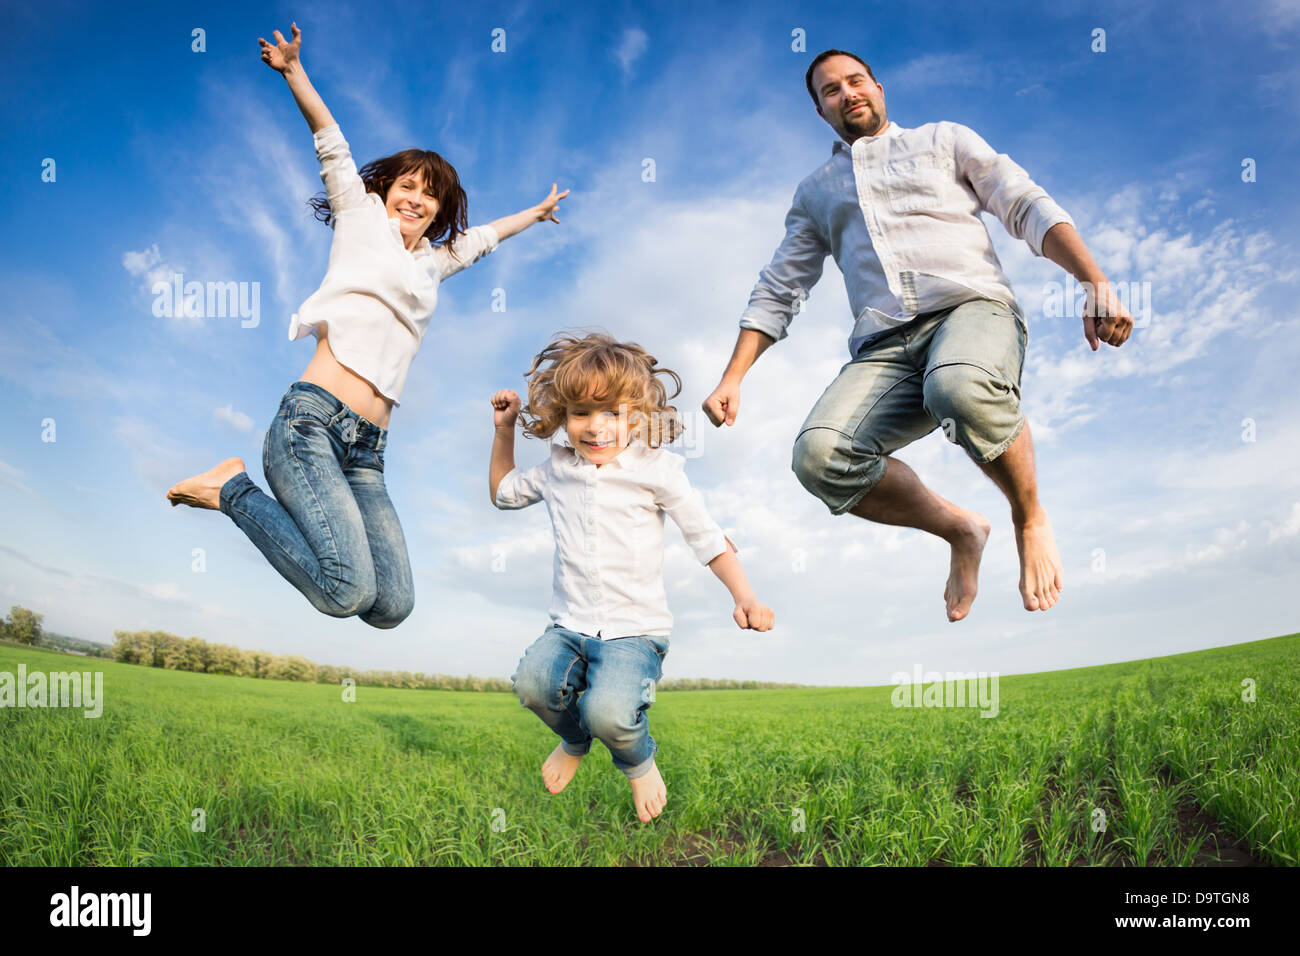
<box><xmin>653</xmin><ymin>454</ymin><xmax>729</xmax><ymax>566</ymax></box>
<box><xmin>952</xmin><ymin>122</ymin><xmax>1075</xmax><ymax>258</ymax></box>
<box><xmin>739</xmin><ymin>185</ymin><xmax>830</xmax><ymax>343</ymax></box>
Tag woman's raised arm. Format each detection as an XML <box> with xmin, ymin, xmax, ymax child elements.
<box><xmin>258</xmin><ymin>23</ymin><xmax>336</xmax><ymax>134</ymax></box>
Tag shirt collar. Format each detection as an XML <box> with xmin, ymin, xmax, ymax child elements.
<box><xmin>556</xmin><ymin>437</ymin><xmax>650</xmax><ymax>472</ymax></box>
<box><xmin>832</xmin><ymin>120</ymin><xmax>902</xmax><ymax>155</ymax></box>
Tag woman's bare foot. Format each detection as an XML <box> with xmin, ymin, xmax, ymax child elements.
<box><xmin>628</xmin><ymin>761</ymin><xmax>667</xmax><ymax>822</ymax></box>
<box><xmin>541</xmin><ymin>743</ymin><xmax>583</xmax><ymax>794</ymax></box>
<box><xmin>166</xmin><ymin>458</ymin><xmax>246</xmax><ymax>510</ymax></box>
<box><xmin>944</xmin><ymin>509</ymin><xmax>990</xmax><ymax>621</ymax></box>
<box><xmin>1015</xmin><ymin>510</ymin><xmax>1063</xmax><ymax>611</ymax></box>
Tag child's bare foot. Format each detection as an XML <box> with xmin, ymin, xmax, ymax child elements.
<box><xmin>944</xmin><ymin>508</ymin><xmax>990</xmax><ymax>622</ymax></box>
<box><xmin>628</xmin><ymin>761</ymin><xmax>667</xmax><ymax>822</ymax></box>
<box><xmin>1015</xmin><ymin>510</ymin><xmax>1063</xmax><ymax>611</ymax></box>
<box><xmin>166</xmin><ymin>458</ymin><xmax>246</xmax><ymax>510</ymax></box>
<box><xmin>541</xmin><ymin>743</ymin><xmax>583</xmax><ymax>794</ymax></box>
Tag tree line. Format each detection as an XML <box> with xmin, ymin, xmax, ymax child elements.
<box><xmin>2</xmin><ymin>604</ymin><xmax>804</xmax><ymax>691</ymax></box>
<box><xmin>107</xmin><ymin>630</ymin><xmax>803</xmax><ymax>691</ymax></box>
<box><xmin>109</xmin><ymin>629</ymin><xmax>512</xmax><ymax>691</ymax></box>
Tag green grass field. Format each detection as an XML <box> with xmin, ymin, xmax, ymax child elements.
<box><xmin>1</xmin><ymin>634</ymin><xmax>1296</xmax><ymax>866</ymax></box>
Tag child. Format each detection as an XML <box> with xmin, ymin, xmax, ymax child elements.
<box><xmin>166</xmin><ymin>22</ymin><xmax>566</xmax><ymax>628</ymax></box>
<box><xmin>489</xmin><ymin>331</ymin><xmax>774</xmax><ymax>822</ymax></box>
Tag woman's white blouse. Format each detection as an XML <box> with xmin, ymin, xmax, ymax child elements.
<box><xmin>494</xmin><ymin>439</ymin><xmax>731</xmax><ymax>639</ymax></box>
<box><xmin>288</xmin><ymin>123</ymin><xmax>499</xmax><ymax>406</ymax></box>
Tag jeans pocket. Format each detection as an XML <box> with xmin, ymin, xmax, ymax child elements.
<box><xmin>288</xmin><ymin>391</ymin><xmax>337</xmax><ymax>425</ymax></box>
<box><xmin>640</xmin><ymin>636</ymin><xmax>669</xmax><ymax>661</ymax></box>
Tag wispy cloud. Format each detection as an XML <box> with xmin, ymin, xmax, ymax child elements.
<box><xmin>614</xmin><ymin>27</ymin><xmax>649</xmax><ymax>78</ymax></box>
<box><xmin>885</xmin><ymin>52</ymin><xmax>994</xmax><ymax>91</ymax></box>
<box><xmin>0</xmin><ymin>460</ymin><xmax>36</xmax><ymax>498</ymax></box>
<box><xmin>213</xmin><ymin>404</ymin><xmax>255</xmax><ymax>433</ymax></box>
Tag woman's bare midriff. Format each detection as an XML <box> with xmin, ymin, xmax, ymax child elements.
<box><xmin>297</xmin><ymin>333</ymin><xmax>394</xmax><ymax>429</ymax></box>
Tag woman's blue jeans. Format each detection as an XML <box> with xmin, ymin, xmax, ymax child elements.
<box><xmin>218</xmin><ymin>381</ymin><xmax>415</xmax><ymax>628</ymax></box>
<box><xmin>511</xmin><ymin>624</ymin><xmax>669</xmax><ymax>780</ymax></box>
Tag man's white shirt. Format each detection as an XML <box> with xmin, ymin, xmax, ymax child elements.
<box><xmin>740</xmin><ymin>120</ymin><xmax>1075</xmax><ymax>357</ymax></box>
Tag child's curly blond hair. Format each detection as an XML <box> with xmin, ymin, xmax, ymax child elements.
<box><xmin>518</xmin><ymin>330</ymin><xmax>684</xmax><ymax>448</ymax></box>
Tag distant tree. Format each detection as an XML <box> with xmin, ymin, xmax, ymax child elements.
<box><xmin>111</xmin><ymin>630</ymin><xmax>151</xmax><ymax>664</ymax></box>
<box><xmin>158</xmin><ymin>633</ymin><xmax>188</xmax><ymax>670</ymax></box>
<box><xmin>4</xmin><ymin>606</ymin><xmax>44</xmax><ymax>645</ymax></box>
<box><xmin>248</xmin><ymin>651</ymin><xmax>273</xmax><ymax>679</ymax></box>
<box><xmin>182</xmin><ymin>636</ymin><xmax>210</xmax><ymax>673</ymax></box>
<box><xmin>267</xmin><ymin>654</ymin><xmax>316</xmax><ymax>682</ymax></box>
<box><xmin>206</xmin><ymin>643</ymin><xmax>244</xmax><ymax>676</ymax></box>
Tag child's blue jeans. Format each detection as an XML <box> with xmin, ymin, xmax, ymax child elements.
<box><xmin>511</xmin><ymin>624</ymin><xmax>669</xmax><ymax>780</ymax></box>
<box><xmin>217</xmin><ymin>381</ymin><xmax>414</xmax><ymax>628</ymax></box>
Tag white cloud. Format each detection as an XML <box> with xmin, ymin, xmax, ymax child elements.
<box><xmin>995</xmin><ymin>186</ymin><xmax>1293</xmax><ymax>435</ymax></box>
<box><xmin>122</xmin><ymin>243</ymin><xmax>162</xmax><ymax>278</ymax></box>
<box><xmin>886</xmin><ymin>52</ymin><xmax>993</xmax><ymax>90</ymax></box>
<box><xmin>0</xmin><ymin>459</ymin><xmax>36</xmax><ymax>498</ymax></box>
<box><xmin>122</xmin><ymin>242</ymin><xmax>186</xmax><ymax>305</ymax></box>
<box><xmin>214</xmin><ymin>403</ymin><xmax>255</xmax><ymax>433</ymax></box>
<box><xmin>1266</xmin><ymin>502</ymin><xmax>1300</xmax><ymax>542</ymax></box>
<box><xmin>614</xmin><ymin>28</ymin><xmax>649</xmax><ymax>77</ymax></box>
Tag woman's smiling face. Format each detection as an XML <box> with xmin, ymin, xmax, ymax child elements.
<box><xmin>384</xmin><ymin>170</ymin><xmax>439</xmax><ymax>245</ymax></box>
<box><xmin>566</xmin><ymin>395</ymin><xmax>632</xmax><ymax>466</ymax></box>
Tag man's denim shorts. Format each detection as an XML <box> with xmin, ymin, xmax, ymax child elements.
<box><xmin>791</xmin><ymin>297</ymin><xmax>1027</xmax><ymax>515</ymax></box>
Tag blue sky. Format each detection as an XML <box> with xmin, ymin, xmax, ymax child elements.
<box><xmin>2</xmin><ymin>0</ymin><xmax>1298</xmax><ymax>685</ymax></box>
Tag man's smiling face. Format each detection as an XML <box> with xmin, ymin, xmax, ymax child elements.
<box><xmin>812</xmin><ymin>54</ymin><xmax>888</xmax><ymax>143</ymax></box>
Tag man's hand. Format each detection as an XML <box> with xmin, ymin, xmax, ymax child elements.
<box><xmin>1083</xmin><ymin>279</ymin><xmax>1134</xmax><ymax>350</ymax></box>
<box><xmin>702</xmin><ymin>379</ymin><xmax>741</xmax><ymax>427</ymax></box>
<box><xmin>733</xmin><ymin>597</ymin><xmax>774</xmax><ymax>631</ymax></box>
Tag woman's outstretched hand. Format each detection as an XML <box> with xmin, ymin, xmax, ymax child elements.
<box><xmin>537</xmin><ymin>184</ymin><xmax>570</xmax><ymax>224</ymax></box>
<box><xmin>258</xmin><ymin>22</ymin><xmax>302</xmax><ymax>73</ymax></box>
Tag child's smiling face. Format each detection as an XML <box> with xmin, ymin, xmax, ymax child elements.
<box><xmin>566</xmin><ymin>394</ymin><xmax>633</xmax><ymax>466</ymax></box>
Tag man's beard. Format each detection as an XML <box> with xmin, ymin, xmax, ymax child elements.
<box><xmin>845</xmin><ymin>105</ymin><xmax>885</xmax><ymax>138</ymax></box>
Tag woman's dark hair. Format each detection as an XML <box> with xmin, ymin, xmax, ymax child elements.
<box><xmin>307</xmin><ymin>148</ymin><xmax>470</xmax><ymax>256</ymax></box>
<box><xmin>805</xmin><ymin>49</ymin><xmax>877</xmax><ymax>110</ymax></box>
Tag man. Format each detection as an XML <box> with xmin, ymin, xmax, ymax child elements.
<box><xmin>702</xmin><ymin>49</ymin><xmax>1132</xmax><ymax>621</ymax></box>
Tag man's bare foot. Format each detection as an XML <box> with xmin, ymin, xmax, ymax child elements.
<box><xmin>944</xmin><ymin>509</ymin><xmax>990</xmax><ymax>622</ymax></box>
<box><xmin>166</xmin><ymin>458</ymin><xmax>246</xmax><ymax>510</ymax></box>
<box><xmin>1015</xmin><ymin>510</ymin><xmax>1063</xmax><ymax>611</ymax></box>
<box><xmin>628</xmin><ymin>761</ymin><xmax>667</xmax><ymax>822</ymax></box>
<box><xmin>541</xmin><ymin>743</ymin><xmax>583</xmax><ymax>794</ymax></box>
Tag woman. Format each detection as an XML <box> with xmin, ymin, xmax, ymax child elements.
<box><xmin>167</xmin><ymin>23</ymin><xmax>568</xmax><ymax>628</ymax></box>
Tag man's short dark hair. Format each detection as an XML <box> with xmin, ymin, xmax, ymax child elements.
<box><xmin>805</xmin><ymin>50</ymin><xmax>877</xmax><ymax>110</ymax></box>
